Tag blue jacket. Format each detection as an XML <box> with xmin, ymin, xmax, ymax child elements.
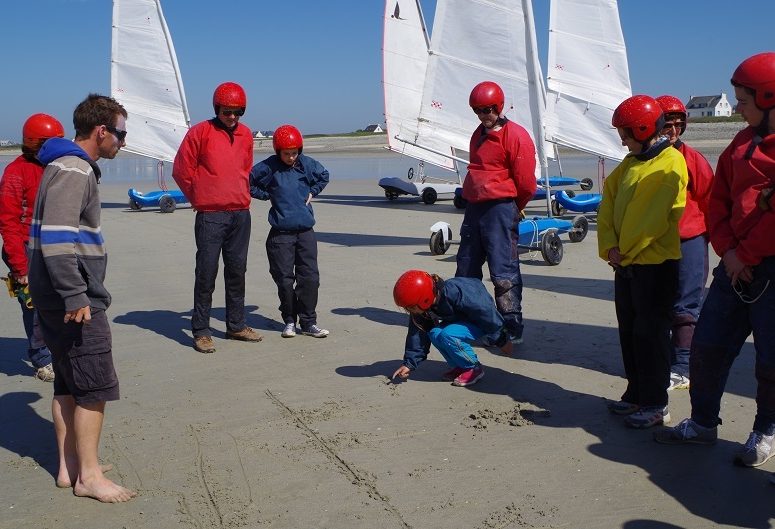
<box><xmin>249</xmin><ymin>153</ymin><xmax>329</xmax><ymax>230</ymax></box>
<box><xmin>402</xmin><ymin>277</ymin><xmax>508</xmax><ymax>370</ymax></box>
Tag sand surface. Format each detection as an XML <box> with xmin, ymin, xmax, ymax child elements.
<box><xmin>0</xmin><ymin>174</ymin><xmax>772</xmax><ymax>529</ymax></box>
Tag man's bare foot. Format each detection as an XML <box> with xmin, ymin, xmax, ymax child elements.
<box><xmin>56</xmin><ymin>464</ymin><xmax>114</xmax><ymax>488</ymax></box>
<box><xmin>74</xmin><ymin>475</ymin><xmax>137</xmax><ymax>503</ymax></box>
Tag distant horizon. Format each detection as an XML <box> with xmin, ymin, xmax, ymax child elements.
<box><xmin>1</xmin><ymin>1</ymin><xmax>773</xmax><ymax>140</ymax></box>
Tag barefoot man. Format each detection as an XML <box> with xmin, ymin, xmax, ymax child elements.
<box><xmin>28</xmin><ymin>94</ymin><xmax>136</xmax><ymax>502</ymax></box>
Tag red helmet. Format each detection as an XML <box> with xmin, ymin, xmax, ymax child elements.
<box><xmin>656</xmin><ymin>95</ymin><xmax>687</xmax><ymax>134</ymax></box>
<box><xmin>731</xmin><ymin>52</ymin><xmax>775</xmax><ymax>110</ymax></box>
<box><xmin>212</xmin><ymin>82</ymin><xmax>247</xmax><ymax>114</ymax></box>
<box><xmin>393</xmin><ymin>270</ymin><xmax>435</xmax><ymax>311</ymax></box>
<box><xmin>469</xmin><ymin>81</ymin><xmax>505</xmax><ymax>114</ymax></box>
<box><xmin>612</xmin><ymin>95</ymin><xmax>664</xmax><ymax>142</ymax></box>
<box><xmin>22</xmin><ymin>113</ymin><xmax>65</xmax><ymax>150</ymax></box>
<box><xmin>273</xmin><ymin>124</ymin><xmax>303</xmax><ymax>153</ymax></box>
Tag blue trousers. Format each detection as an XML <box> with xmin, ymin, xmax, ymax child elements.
<box><xmin>455</xmin><ymin>199</ymin><xmax>523</xmax><ymax>340</ymax></box>
<box><xmin>3</xmin><ymin>249</ymin><xmax>51</xmax><ymax>368</ymax></box>
<box><xmin>671</xmin><ymin>235</ymin><xmax>709</xmax><ymax>377</ymax></box>
<box><xmin>428</xmin><ymin>322</ymin><xmax>483</xmax><ymax>369</ymax></box>
<box><xmin>192</xmin><ymin>210</ymin><xmax>251</xmax><ymax>337</ymax></box>
<box><xmin>690</xmin><ymin>258</ymin><xmax>775</xmax><ymax>435</ymax></box>
<box><xmin>265</xmin><ymin>227</ymin><xmax>320</xmax><ymax>328</ymax></box>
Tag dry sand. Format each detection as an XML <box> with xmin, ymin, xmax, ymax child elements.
<box><xmin>0</xmin><ymin>136</ymin><xmax>772</xmax><ymax>528</ymax></box>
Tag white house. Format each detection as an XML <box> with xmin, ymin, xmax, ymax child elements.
<box><xmin>364</xmin><ymin>124</ymin><xmax>384</xmax><ymax>133</ymax></box>
<box><xmin>686</xmin><ymin>93</ymin><xmax>733</xmax><ymax>118</ymax></box>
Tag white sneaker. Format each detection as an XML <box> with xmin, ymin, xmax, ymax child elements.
<box><xmin>667</xmin><ymin>372</ymin><xmax>690</xmax><ymax>391</ymax></box>
<box><xmin>281</xmin><ymin>323</ymin><xmax>297</xmax><ymax>338</ymax></box>
<box><xmin>301</xmin><ymin>324</ymin><xmax>329</xmax><ymax>338</ymax></box>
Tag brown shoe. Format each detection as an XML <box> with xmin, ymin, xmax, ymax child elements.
<box><xmin>193</xmin><ymin>335</ymin><xmax>216</xmax><ymax>353</ymax></box>
<box><xmin>225</xmin><ymin>327</ymin><xmax>263</xmax><ymax>342</ymax></box>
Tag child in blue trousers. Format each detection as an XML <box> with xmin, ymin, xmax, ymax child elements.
<box><xmin>250</xmin><ymin>125</ymin><xmax>329</xmax><ymax>338</ymax></box>
<box><xmin>391</xmin><ymin>270</ymin><xmax>512</xmax><ymax>387</ymax></box>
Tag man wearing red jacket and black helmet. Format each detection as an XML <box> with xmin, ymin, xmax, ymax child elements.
<box><xmin>655</xmin><ymin>95</ymin><xmax>714</xmax><ymax>391</ymax></box>
<box><xmin>0</xmin><ymin>113</ymin><xmax>64</xmax><ymax>382</ymax></box>
<box><xmin>655</xmin><ymin>53</ymin><xmax>775</xmax><ymax>479</ymax></box>
<box><xmin>456</xmin><ymin>81</ymin><xmax>537</xmax><ymax>345</ymax></box>
<box><xmin>173</xmin><ymin>81</ymin><xmax>262</xmax><ymax>354</ymax></box>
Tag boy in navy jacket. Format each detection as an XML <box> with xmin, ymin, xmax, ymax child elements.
<box><xmin>391</xmin><ymin>270</ymin><xmax>512</xmax><ymax>387</ymax></box>
<box><xmin>250</xmin><ymin>125</ymin><xmax>329</xmax><ymax>338</ymax></box>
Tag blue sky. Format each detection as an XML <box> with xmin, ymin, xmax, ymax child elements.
<box><xmin>1</xmin><ymin>0</ymin><xmax>773</xmax><ymax>140</ymax></box>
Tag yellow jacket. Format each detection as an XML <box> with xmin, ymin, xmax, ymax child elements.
<box><xmin>598</xmin><ymin>142</ymin><xmax>688</xmax><ymax>266</ymax></box>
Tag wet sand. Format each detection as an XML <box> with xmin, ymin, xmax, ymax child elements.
<box><xmin>0</xmin><ymin>157</ymin><xmax>771</xmax><ymax>528</ymax></box>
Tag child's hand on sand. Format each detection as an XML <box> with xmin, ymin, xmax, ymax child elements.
<box><xmin>392</xmin><ymin>365</ymin><xmax>411</xmax><ymax>381</ymax></box>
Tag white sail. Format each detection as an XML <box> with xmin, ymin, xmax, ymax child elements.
<box><xmin>111</xmin><ymin>0</ymin><xmax>190</xmax><ymax>163</ymax></box>
<box><xmin>382</xmin><ymin>0</ymin><xmax>457</xmax><ymax>170</ymax></box>
<box><xmin>418</xmin><ymin>0</ymin><xmax>548</xmax><ymax>176</ymax></box>
<box><xmin>544</xmin><ymin>0</ymin><xmax>631</xmax><ymax>161</ymax></box>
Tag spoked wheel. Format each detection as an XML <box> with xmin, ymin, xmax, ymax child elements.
<box><xmin>159</xmin><ymin>194</ymin><xmax>176</xmax><ymax>213</ymax></box>
<box><xmin>580</xmin><ymin>177</ymin><xmax>594</xmax><ymax>191</ymax></box>
<box><xmin>568</xmin><ymin>215</ymin><xmax>589</xmax><ymax>243</ymax></box>
<box><xmin>407</xmin><ymin>167</ymin><xmax>414</xmax><ymax>180</ymax></box>
<box><xmin>429</xmin><ymin>227</ymin><xmax>452</xmax><ymax>255</ymax></box>
<box><xmin>540</xmin><ymin>229</ymin><xmax>563</xmax><ymax>265</ymax></box>
<box><xmin>128</xmin><ymin>199</ymin><xmax>141</xmax><ymax>211</ymax></box>
<box><xmin>421</xmin><ymin>187</ymin><xmax>437</xmax><ymax>205</ymax></box>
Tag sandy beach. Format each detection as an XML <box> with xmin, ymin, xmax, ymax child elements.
<box><xmin>0</xmin><ymin>127</ymin><xmax>772</xmax><ymax>529</ymax></box>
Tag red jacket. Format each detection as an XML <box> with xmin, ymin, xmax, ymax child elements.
<box><xmin>0</xmin><ymin>155</ymin><xmax>44</xmax><ymax>276</ymax></box>
<box><xmin>676</xmin><ymin>142</ymin><xmax>713</xmax><ymax>240</ymax></box>
<box><xmin>710</xmin><ymin>126</ymin><xmax>775</xmax><ymax>265</ymax></box>
<box><xmin>172</xmin><ymin>119</ymin><xmax>253</xmax><ymax>211</ymax></box>
<box><xmin>462</xmin><ymin>119</ymin><xmax>537</xmax><ymax>209</ymax></box>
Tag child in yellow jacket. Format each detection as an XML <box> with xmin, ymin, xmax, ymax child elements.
<box><xmin>598</xmin><ymin>95</ymin><xmax>688</xmax><ymax>429</ymax></box>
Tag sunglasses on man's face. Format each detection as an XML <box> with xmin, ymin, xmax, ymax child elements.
<box><xmin>220</xmin><ymin>108</ymin><xmax>245</xmax><ymax>117</ymax></box>
<box><xmin>104</xmin><ymin>125</ymin><xmax>127</xmax><ymax>142</ymax></box>
<box><xmin>473</xmin><ymin>105</ymin><xmax>498</xmax><ymax>115</ymax></box>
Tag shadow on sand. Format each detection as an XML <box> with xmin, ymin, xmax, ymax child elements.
<box><xmin>0</xmin><ymin>391</ymin><xmax>56</xmax><ymax>478</ymax></box>
<box><xmin>337</xmin><ymin>358</ymin><xmax>773</xmax><ymax>528</ymax></box>
<box><xmin>113</xmin><ymin>305</ymin><xmax>281</xmax><ymax>346</ymax></box>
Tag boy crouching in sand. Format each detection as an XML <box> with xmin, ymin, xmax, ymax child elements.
<box><xmin>391</xmin><ymin>270</ymin><xmax>512</xmax><ymax>387</ymax></box>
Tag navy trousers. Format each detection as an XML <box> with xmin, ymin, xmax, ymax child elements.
<box><xmin>265</xmin><ymin>227</ymin><xmax>320</xmax><ymax>328</ymax></box>
<box><xmin>455</xmin><ymin>199</ymin><xmax>523</xmax><ymax>340</ymax></box>
<box><xmin>192</xmin><ymin>210</ymin><xmax>251</xmax><ymax>337</ymax></box>
<box><xmin>671</xmin><ymin>235</ymin><xmax>709</xmax><ymax>377</ymax></box>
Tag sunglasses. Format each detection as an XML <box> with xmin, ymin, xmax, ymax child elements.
<box><xmin>662</xmin><ymin>121</ymin><xmax>685</xmax><ymax>131</ymax></box>
<box><xmin>473</xmin><ymin>105</ymin><xmax>498</xmax><ymax>115</ymax></box>
<box><xmin>220</xmin><ymin>108</ymin><xmax>245</xmax><ymax>117</ymax></box>
<box><xmin>104</xmin><ymin>125</ymin><xmax>127</xmax><ymax>142</ymax></box>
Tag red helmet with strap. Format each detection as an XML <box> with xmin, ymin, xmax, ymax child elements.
<box><xmin>731</xmin><ymin>52</ymin><xmax>775</xmax><ymax>110</ymax></box>
<box><xmin>212</xmin><ymin>82</ymin><xmax>247</xmax><ymax>114</ymax></box>
<box><xmin>272</xmin><ymin>125</ymin><xmax>303</xmax><ymax>153</ymax></box>
<box><xmin>393</xmin><ymin>270</ymin><xmax>435</xmax><ymax>311</ymax></box>
<box><xmin>469</xmin><ymin>81</ymin><xmax>505</xmax><ymax>114</ymax></box>
<box><xmin>22</xmin><ymin>113</ymin><xmax>65</xmax><ymax>151</ymax></box>
<box><xmin>656</xmin><ymin>95</ymin><xmax>687</xmax><ymax>135</ymax></box>
<box><xmin>612</xmin><ymin>95</ymin><xmax>664</xmax><ymax>142</ymax></box>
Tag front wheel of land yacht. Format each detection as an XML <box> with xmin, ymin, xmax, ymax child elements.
<box><xmin>551</xmin><ymin>199</ymin><xmax>565</xmax><ymax>217</ymax></box>
<box><xmin>429</xmin><ymin>228</ymin><xmax>451</xmax><ymax>255</ymax></box>
<box><xmin>540</xmin><ymin>229</ymin><xmax>563</xmax><ymax>265</ymax></box>
<box><xmin>421</xmin><ymin>187</ymin><xmax>437</xmax><ymax>205</ymax></box>
<box><xmin>385</xmin><ymin>189</ymin><xmax>399</xmax><ymax>200</ymax></box>
<box><xmin>580</xmin><ymin>178</ymin><xmax>594</xmax><ymax>191</ymax></box>
<box><xmin>159</xmin><ymin>194</ymin><xmax>176</xmax><ymax>213</ymax></box>
<box><xmin>128</xmin><ymin>199</ymin><xmax>141</xmax><ymax>211</ymax></box>
<box><xmin>568</xmin><ymin>215</ymin><xmax>589</xmax><ymax>243</ymax></box>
